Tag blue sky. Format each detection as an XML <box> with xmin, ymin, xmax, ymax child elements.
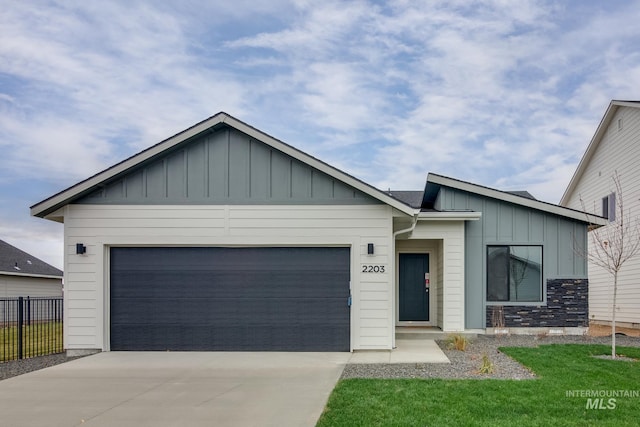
<box><xmin>2</xmin><ymin>1</ymin><xmax>640</xmax><ymax>269</ymax></box>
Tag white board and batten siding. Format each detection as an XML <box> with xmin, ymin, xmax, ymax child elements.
<box><xmin>564</xmin><ymin>106</ymin><xmax>640</xmax><ymax>326</ymax></box>
<box><xmin>63</xmin><ymin>204</ymin><xmax>395</xmax><ymax>351</ymax></box>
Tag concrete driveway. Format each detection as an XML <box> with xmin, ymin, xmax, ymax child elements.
<box><xmin>0</xmin><ymin>352</ymin><xmax>351</xmax><ymax>427</ymax></box>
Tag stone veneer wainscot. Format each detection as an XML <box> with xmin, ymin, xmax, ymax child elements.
<box><xmin>486</xmin><ymin>279</ymin><xmax>588</xmax><ymax>328</ymax></box>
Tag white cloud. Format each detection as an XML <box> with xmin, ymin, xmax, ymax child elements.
<box><xmin>0</xmin><ymin>113</ymin><xmax>114</xmax><ymax>181</ymax></box>
<box><xmin>354</xmin><ymin>0</ymin><xmax>640</xmax><ymax>197</ymax></box>
<box><xmin>0</xmin><ymin>1</ymin><xmax>250</xmax><ymax>183</ymax></box>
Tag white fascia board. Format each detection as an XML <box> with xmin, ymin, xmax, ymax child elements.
<box><xmin>560</xmin><ymin>100</ymin><xmax>640</xmax><ymax>205</ymax></box>
<box><xmin>428</xmin><ymin>173</ymin><xmax>608</xmax><ymax>226</ymax></box>
<box><xmin>417</xmin><ymin>211</ymin><xmax>482</xmax><ymax>221</ymax></box>
<box><xmin>0</xmin><ymin>272</ymin><xmax>63</xmax><ymax>280</ymax></box>
<box><xmin>611</xmin><ymin>100</ymin><xmax>640</xmax><ymax>108</ymax></box>
<box><xmin>31</xmin><ymin>113</ymin><xmax>415</xmax><ymax>217</ymax></box>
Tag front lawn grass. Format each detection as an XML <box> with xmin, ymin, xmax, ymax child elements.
<box><xmin>317</xmin><ymin>344</ymin><xmax>640</xmax><ymax>427</ymax></box>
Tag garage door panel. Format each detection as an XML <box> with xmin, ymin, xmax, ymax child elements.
<box><xmin>111</xmin><ymin>247</ymin><xmax>349</xmax><ymax>270</ymax></box>
<box><xmin>111</xmin><ymin>271</ymin><xmax>349</xmax><ymax>299</ymax></box>
<box><xmin>111</xmin><ymin>297</ymin><xmax>349</xmax><ymax>324</ymax></box>
<box><xmin>111</xmin><ymin>324</ymin><xmax>350</xmax><ymax>351</ymax></box>
<box><xmin>111</xmin><ymin>326</ymin><xmax>349</xmax><ymax>351</ymax></box>
<box><xmin>110</xmin><ymin>247</ymin><xmax>350</xmax><ymax>351</ymax></box>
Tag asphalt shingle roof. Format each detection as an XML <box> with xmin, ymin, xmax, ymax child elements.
<box><xmin>0</xmin><ymin>239</ymin><xmax>62</xmax><ymax>277</ymax></box>
<box><xmin>387</xmin><ymin>190</ymin><xmax>424</xmax><ymax>208</ymax></box>
<box><xmin>505</xmin><ymin>190</ymin><xmax>537</xmax><ymax>200</ymax></box>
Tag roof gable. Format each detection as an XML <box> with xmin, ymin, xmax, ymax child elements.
<box><xmin>75</xmin><ymin>126</ymin><xmax>381</xmax><ymax>206</ymax></box>
<box><xmin>31</xmin><ymin>113</ymin><xmax>413</xmax><ymax>217</ymax></box>
<box><xmin>0</xmin><ymin>239</ymin><xmax>62</xmax><ymax>278</ymax></box>
<box><xmin>561</xmin><ymin>100</ymin><xmax>640</xmax><ymax>205</ymax></box>
<box><xmin>425</xmin><ymin>173</ymin><xmax>607</xmax><ymax>225</ymax></box>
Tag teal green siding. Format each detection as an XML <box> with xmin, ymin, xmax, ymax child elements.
<box><xmin>76</xmin><ymin>127</ymin><xmax>381</xmax><ymax>206</ymax></box>
<box><xmin>438</xmin><ymin>187</ymin><xmax>589</xmax><ymax>329</ymax></box>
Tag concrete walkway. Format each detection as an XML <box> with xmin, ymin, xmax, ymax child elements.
<box><xmin>0</xmin><ymin>352</ymin><xmax>350</xmax><ymax>427</ymax></box>
<box><xmin>348</xmin><ymin>339</ymin><xmax>450</xmax><ymax>364</ymax></box>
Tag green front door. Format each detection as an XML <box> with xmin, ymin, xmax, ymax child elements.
<box><xmin>399</xmin><ymin>253</ymin><xmax>430</xmax><ymax>321</ymax></box>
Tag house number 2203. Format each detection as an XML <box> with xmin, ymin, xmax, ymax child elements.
<box><xmin>362</xmin><ymin>265</ymin><xmax>386</xmax><ymax>273</ymax></box>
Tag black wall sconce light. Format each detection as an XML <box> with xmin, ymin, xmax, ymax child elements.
<box><xmin>76</xmin><ymin>243</ymin><xmax>87</xmax><ymax>255</ymax></box>
<box><xmin>367</xmin><ymin>243</ymin><xmax>374</xmax><ymax>255</ymax></box>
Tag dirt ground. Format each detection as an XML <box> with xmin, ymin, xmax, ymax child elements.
<box><xmin>588</xmin><ymin>322</ymin><xmax>640</xmax><ymax>337</ymax></box>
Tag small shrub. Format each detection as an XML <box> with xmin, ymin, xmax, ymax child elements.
<box><xmin>491</xmin><ymin>305</ymin><xmax>505</xmax><ymax>328</ymax></box>
<box><xmin>477</xmin><ymin>353</ymin><xmax>495</xmax><ymax>375</ymax></box>
<box><xmin>446</xmin><ymin>334</ymin><xmax>469</xmax><ymax>351</ymax></box>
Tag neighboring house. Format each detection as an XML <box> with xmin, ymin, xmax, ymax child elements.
<box><xmin>0</xmin><ymin>239</ymin><xmax>63</xmax><ymax>298</ymax></box>
<box><xmin>561</xmin><ymin>100</ymin><xmax>640</xmax><ymax>330</ymax></box>
<box><xmin>30</xmin><ymin>113</ymin><xmax>605</xmax><ymax>354</ymax></box>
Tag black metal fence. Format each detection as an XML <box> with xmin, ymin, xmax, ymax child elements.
<box><xmin>0</xmin><ymin>296</ymin><xmax>64</xmax><ymax>362</ymax></box>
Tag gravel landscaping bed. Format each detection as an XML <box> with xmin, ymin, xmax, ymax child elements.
<box><xmin>342</xmin><ymin>334</ymin><xmax>640</xmax><ymax>380</ymax></box>
<box><xmin>0</xmin><ymin>353</ymin><xmax>88</xmax><ymax>381</ymax></box>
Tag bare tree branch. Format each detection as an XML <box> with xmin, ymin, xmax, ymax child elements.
<box><xmin>576</xmin><ymin>171</ymin><xmax>640</xmax><ymax>358</ymax></box>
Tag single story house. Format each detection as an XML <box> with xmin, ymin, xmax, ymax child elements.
<box><xmin>0</xmin><ymin>239</ymin><xmax>63</xmax><ymax>298</ymax></box>
<box><xmin>0</xmin><ymin>239</ymin><xmax>63</xmax><ymax>325</ymax></box>
<box><xmin>31</xmin><ymin>113</ymin><xmax>606</xmax><ymax>353</ymax></box>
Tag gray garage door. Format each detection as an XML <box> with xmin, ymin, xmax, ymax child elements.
<box><xmin>110</xmin><ymin>247</ymin><xmax>350</xmax><ymax>351</ymax></box>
